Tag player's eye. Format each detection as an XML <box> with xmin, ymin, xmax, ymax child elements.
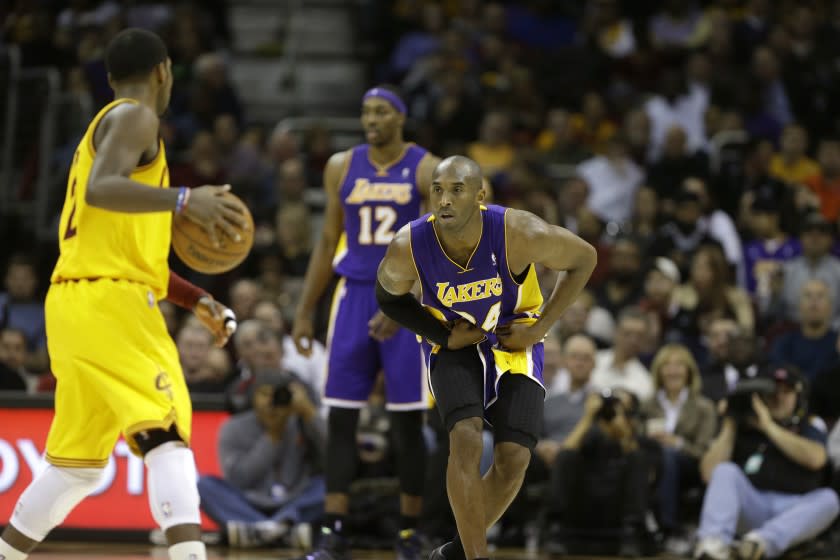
<box><xmin>432</xmin><ymin>186</ymin><xmax>442</xmax><ymax>193</ymax></box>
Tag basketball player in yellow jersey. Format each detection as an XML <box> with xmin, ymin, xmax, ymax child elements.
<box><xmin>0</xmin><ymin>28</ymin><xmax>249</xmax><ymax>560</ymax></box>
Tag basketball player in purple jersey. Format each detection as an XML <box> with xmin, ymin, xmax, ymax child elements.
<box><xmin>291</xmin><ymin>86</ymin><xmax>440</xmax><ymax>560</ymax></box>
<box><xmin>376</xmin><ymin>156</ymin><xmax>597</xmax><ymax>560</ymax></box>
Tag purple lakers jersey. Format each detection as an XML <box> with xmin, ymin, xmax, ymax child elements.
<box><xmin>334</xmin><ymin>143</ymin><xmax>427</xmax><ymax>281</ymax></box>
<box><xmin>409</xmin><ymin>205</ymin><xmax>543</xmax><ymax>338</ymax></box>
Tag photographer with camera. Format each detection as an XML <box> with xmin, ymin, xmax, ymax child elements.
<box><xmin>694</xmin><ymin>365</ymin><xmax>839</xmax><ymax>560</ymax></box>
<box><xmin>542</xmin><ymin>387</ymin><xmax>649</xmax><ymax>557</ymax></box>
<box><xmin>197</xmin><ymin>370</ymin><xmax>326</xmax><ymax>549</ymax></box>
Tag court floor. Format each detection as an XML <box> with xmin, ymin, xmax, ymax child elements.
<box><xmin>28</xmin><ymin>542</ymin><xmax>609</xmax><ymax>559</ymax></box>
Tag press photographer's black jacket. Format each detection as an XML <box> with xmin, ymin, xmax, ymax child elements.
<box><xmin>732</xmin><ymin>418</ymin><xmax>828</xmax><ymax>494</ymax></box>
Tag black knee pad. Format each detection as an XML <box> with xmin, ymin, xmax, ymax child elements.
<box><xmin>430</xmin><ymin>347</ymin><xmax>486</xmax><ymax>431</ymax></box>
<box><xmin>487</xmin><ymin>375</ymin><xmax>545</xmax><ymax>451</ymax></box>
<box><xmin>134</xmin><ymin>425</ymin><xmax>184</xmax><ymax>456</ymax></box>
<box><xmin>389</xmin><ymin>410</ymin><xmax>426</xmax><ymax>496</ymax></box>
<box><xmin>326</xmin><ymin>407</ymin><xmax>361</xmax><ymax>494</ymax></box>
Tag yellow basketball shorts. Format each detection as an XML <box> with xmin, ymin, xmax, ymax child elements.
<box><xmin>44</xmin><ymin>279</ymin><xmax>191</xmax><ymax>467</ymax></box>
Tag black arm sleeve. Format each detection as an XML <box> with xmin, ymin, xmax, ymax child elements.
<box><xmin>375</xmin><ymin>279</ymin><xmax>450</xmax><ymax>348</ymax></box>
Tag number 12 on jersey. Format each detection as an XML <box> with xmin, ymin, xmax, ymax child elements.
<box><xmin>358</xmin><ymin>205</ymin><xmax>397</xmax><ymax>245</ymax></box>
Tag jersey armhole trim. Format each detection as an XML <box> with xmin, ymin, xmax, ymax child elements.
<box><xmin>407</xmin><ymin>224</ymin><xmax>423</xmax><ymax>301</ymax></box>
<box><xmin>86</xmin><ymin>98</ymin><xmax>164</xmax><ymax>171</ymax></box>
<box><xmin>334</xmin><ymin>148</ymin><xmax>355</xmax><ymax>195</ymax></box>
<box><xmin>503</xmin><ymin>208</ymin><xmax>526</xmax><ymax>285</ymax></box>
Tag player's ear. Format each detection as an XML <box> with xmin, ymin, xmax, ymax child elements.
<box><xmin>477</xmin><ymin>179</ymin><xmax>486</xmax><ymax>203</ymax></box>
<box><xmin>153</xmin><ymin>60</ymin><xmax>167</xmax><ymax>84</ymax></box>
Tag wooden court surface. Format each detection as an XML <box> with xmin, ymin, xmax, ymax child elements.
<box><xmin>27</xmin><ymin>542</ymin><xmax>645</xmax><ymax>559</ymax></box>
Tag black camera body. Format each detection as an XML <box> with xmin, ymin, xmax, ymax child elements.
<box><xmin>727</xmin><ymin>377</ymin><xmax>776</xmax><ymax>421</ymax></box>
<box><xmin>598</xmin><ymin>388</ymin><xmax>620</xmax><ymax>422</ymax></box>
<box><xmin>272</xmin><ymin>384</ymin><xmax>293</xmax><ymax>407</ymax></box>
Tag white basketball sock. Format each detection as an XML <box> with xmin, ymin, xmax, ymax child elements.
<box><xmin>168</xmin><ymin>540</ymin><xmax>206</xmax><ymax>560</ymax></box>
<box><xmin>0</xmin><ymin>538</ymin><xmax>29</xmax><ymax>560</ymax></box>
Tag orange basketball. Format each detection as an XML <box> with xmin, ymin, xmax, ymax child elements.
<box><xmin>171</xmin><ymin>191</ymin><xmax>255</xmax><ymax>274</ymax></box>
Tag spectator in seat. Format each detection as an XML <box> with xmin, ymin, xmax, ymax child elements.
<box><xmin>646</xmin><ymin>126</ymin><xmax>709</xmax><ymax>205</ymax></box>
<box><xmin>177</xmin><ymin>321</ymin><xmax>231</xmax><ymax>393</ymax></box>
<box><xmin>768</xmin><ymin>123</ymin><xmax>820</xmax><ymax>185</ymax></box>
<box><xmin>682</xmin><ymin>177</ymin><xmax>745</xmax><ymax>287</ymax></box>
<box><xmin>743</xmin><ymin>185</ymin><xmax>801</xmax><ymax>299</ymax></box>
<box><xmin>700</xmin><ymin>318</ymin><xmax>745</xmax><ymax>404</ymax></box>
<box><xmin>576</xmin><ymin>133</ymin><xmax>645</xmax><ymax>225</ymax></box>
<box><xmin>669</xmin><ymin>246</ymin><xmax>754</xmax><ymax>346</ymax></box>
<box><xmin>542</xmin><ymin>387</ymin><xmax>649</xmax><ymax>557</ymax></box>
<box><xmin>535</xmin><ymin>108</ymin><xmax>592</xmax><ymax>167</ymax></box>
<box><xmin>591</xmin><ymin>307</ymin><xmax>654</xmax><ymax>401</ymax></box>
<box><xmin>641</xmin><ymin>344</ymin><xmax>716</xmax><ymax>545</ymax></box>
<box><xmin>252</xmin><ymin>300</ymin><xmax>326</xmax><ymax>399</ymax></box>
<box><xmin>466</xmin><ymin>111</ymin><xmax>515</xmax><ymax>180</ymax></box>
<box><xmin>803</xmin><ymin>137</ymin><xmax>840</xmax><ymax>223</ymax></box>
<box><xmin>639</xmin><ymin>257</ymin><xmax>680</xmax><ymax>335</ymax></box>
<box><xmin>777</xmin><ymin>213</ymin><xmax>840</xmax><ymax>323</ymax></box>
<box><xmin>650</xmin><ymin>187</ymin><xmax>722</xmax><ymax>280</ymax></box>
<box><xmin>769</xmin><ymin>279</ymin><xmax>840</xmax><ymax>381</ymax></box>
<box><xmin>276</xmin><ymin>202</ymin><xmax>313</xmax><ymax>278</ymax></box>
<box><xmin>198</xmin><ymin>370</ymin><xmax>326</xmax><ymax>548</ymax></box>
<box><xmin>229</xmin><ymin>279</ymin><xmax>262</xmax><ymax>322</ymax></box>
<box><xmin>694</xmin><ymin>365</ymin><xmax>839</xmax><ymax>560</ymax></box>
<box><xmin>594</xmin><ymin>236</ymin><xmax>644</xmax><ymax>317</ymax></box>
<box><xmin>0</xmin><ymin>254</ymin><xmax>47</xmax><ymax>373</ymax></box>
<box><xmin>539</xmin><ymin>334</ymin><xmax>598</xmax><ymax>461</ymax></box>
<box><xmin>0</xmin><ymin>328</ymin><xmax>29</xmax><ymax>391</ymax></box>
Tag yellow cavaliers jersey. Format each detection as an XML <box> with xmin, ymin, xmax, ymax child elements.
<box><xmin>51</xmin><ymin>98</ymin><xmax>171</xmax><ymax>298</ymax></box>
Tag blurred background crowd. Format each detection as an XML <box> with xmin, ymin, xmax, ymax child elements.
<box><xmin>8</xmin><ymin>0</ymin><xmax>840</xmax><ymax>556</ymax></box>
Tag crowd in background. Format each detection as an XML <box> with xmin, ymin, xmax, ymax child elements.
<box><xmin>7</xmin><ymin>0</ymin><xmax>840</xmax><ymax>556</ymax></box>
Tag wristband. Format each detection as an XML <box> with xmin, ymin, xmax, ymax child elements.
<box><xmin>167</xmin><ymin>270</ymin><xmax>207</xmax><ymax>310</ymax></box>
<box><xmin>175</xmin><ymin>186</ymin><xmax>190</xmax><ymax>214</ymax></box>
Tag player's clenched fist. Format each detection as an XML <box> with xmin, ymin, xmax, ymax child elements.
<box><xmin>194</xmin><ymin>295</ymin><xmax>237</xmax><ymax>347</ymax></box>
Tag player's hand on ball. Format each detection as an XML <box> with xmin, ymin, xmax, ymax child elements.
<box><xmin>194</xmin><ymin>295</ymin><xmax>237</xmax><ymax>347</ymax></box>
<box><xmin>446</xmin><ymin>319</ymin><xmax>486</xmax><ymax>350</ymax></box>
<box><xmin>368</xmin><ymin>310</ymin><xmax>400</xmax><ymax>342</ymax></box>
<box><xmin>496</xmin><ymin>322</ymin><xmax>544</xmax><ymax>351</ymax></box>
<box><xmin>183</xmin><ymin>184</ymin><xmax>250</xmax><ymax>248</ymax></box>
<box><xmin>291</xmin><ymin>314</ymin><xmax>315</xmax><ymax>357</ymax></box>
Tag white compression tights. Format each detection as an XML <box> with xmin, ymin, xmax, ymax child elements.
<box><xmin>10</xmin><ymin>465</ymin><xmax>104</xmax><ymax>541</ymax></box>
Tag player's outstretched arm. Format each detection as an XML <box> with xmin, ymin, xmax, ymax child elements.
<box><xmin>292</xmin><ymin>151</ymin><xmax>348</xmax><ymax>355</ymax></box>
<box><xmin>497</xmin><ymin>210</ymin><xmax>597</xmax><ymax>349</ymax></box>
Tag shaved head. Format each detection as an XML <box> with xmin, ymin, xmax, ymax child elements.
<box><xmin>433</xmin><ymin>156</ymin><xmax>483</xmax><ymax>191</ymax></box>
<box><xmin>430</xmin><ymin>154</ymin><xmax>486</xmax><ymax>231</ymax></box>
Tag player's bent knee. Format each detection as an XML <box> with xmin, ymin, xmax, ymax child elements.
<box><xmin>493</xmin><ymin>442</ymin><xmax>531</xmax><ymax>479</ymax></box>
<box><xmin>11</xmin><ymin>465</ymin><xmax>104</xmax><ymax>541</ymax></box>
<box><xmin>145</xmin><ymin>442</ymin><xmax>201</xmax><ymax>530</ymax></box>
<box><xmin>449</xmin><ymin>417</ymin><xmax>484</xmax><ymax>457</ymax></box>
<box><xmin>133</xmin><ymin>426</ymin><xmax>185</xmax><ymax>456</ymax></box>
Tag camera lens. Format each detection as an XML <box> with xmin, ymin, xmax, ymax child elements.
<box><xmin>272</xmin><ymin>385</ymin><xmax>293</xmax><ymax>406</ymax></box>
